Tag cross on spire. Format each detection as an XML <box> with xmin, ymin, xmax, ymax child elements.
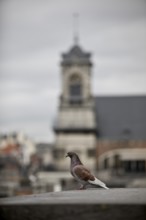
<box><xmin>73</xmin><ymin>13</ymin><xmax>79</xmax><ymax>45</ymax></box>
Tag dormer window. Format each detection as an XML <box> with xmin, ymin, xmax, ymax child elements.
<box><xmin>69</xmin><ymin>74</ymin><xmax>82</xmax><ymax>104</ymax></box>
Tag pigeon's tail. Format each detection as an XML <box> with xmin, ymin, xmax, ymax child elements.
<box><xmin>101</xmin><ymin>185</ymin><xmax>109</xmax><ymax>190</ymax></box>
<box><xmin>88</xmin><ymin>177</ymin><xmax>109</xmax><ymax>189</ymax></box>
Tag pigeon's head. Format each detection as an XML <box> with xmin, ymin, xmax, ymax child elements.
<box><xmin>65</xmin><ymin>151</ymin><xmax>77</xmax><ymax>158</ymax></box>
<box><xmin>66</xmin><ymin>152</ymin><xmax>82</xmax><ymax>165</ymax></box>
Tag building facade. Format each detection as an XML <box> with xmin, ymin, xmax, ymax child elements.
<box><xmin>54</xmin><ymin>43</ymin><xmax>97</xmax><ymax>170</ymax></box>
<box><xmin>0</xmin><ymin>132</ymin><xmax>36</xmax><ymax>197</ymax></box>
<box><xmin>53</xmin><ymin>41</ymin><xmax>146</xmax><ymax>187</ymax></box>
<box><xmin>95</xmin><ymin>96</ymin><xmax>146</xmax><ymax>180</ymax></box>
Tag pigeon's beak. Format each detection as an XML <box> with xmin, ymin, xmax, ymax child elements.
<box><xmin>65</xmin><ymin>153</ymin><xmax>68</xmax><ymax>158</ymax></box>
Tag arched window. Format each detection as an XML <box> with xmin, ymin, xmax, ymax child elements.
<box><xmin>103</xmin><ymin>157</ymin><xmax>109</xmax><ymax>169</ymax></box>
<box><xmin>69</xmin><ymin>74</ymin><xmax>82</xmax><ymax>103</ymax></box>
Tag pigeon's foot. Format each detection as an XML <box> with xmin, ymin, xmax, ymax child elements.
<box><xmin>79</xmin><ymin>185</ymin><xmax>86</xmax><ymax>190</ymax></box>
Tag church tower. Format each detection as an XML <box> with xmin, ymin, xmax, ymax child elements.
<box><xmin>54</xmin><ymin>42</ymin><xmax>97</xmax><ymax>170</ymax></box>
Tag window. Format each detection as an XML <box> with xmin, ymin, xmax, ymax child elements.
<box><xmin>123</xmin><ymin>160</ymin><xmax>145</xmax><ymax>173</ymax></box>
<box><xmin>103</xmin><ymin>157</ymin><xmax>109</xmax><ymax>169</ymax></box>
<box><xmin>53</xmin><ymin>149</ymin><xmax>65</xmax><ymax>159</ymax></box>
<box><xmin>69</xmin><ymin>74</ymin><xmax>82</xmax><ymax>104</ymax></box>
<box><xmin>70</xmin><ymin>84</ymin><xmax>81</xmax><ymax>97</ymax></box>
<box><xmin>87</xmin><ymin>149</ymin><xmax>95</xmax><ymax>157</ymax></box>
<box><xmin>113</xmin><ymin>154</ymin><xmax>121</xmax><ymax>169</ymax></box>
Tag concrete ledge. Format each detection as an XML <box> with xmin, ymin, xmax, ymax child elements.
<box><xmin>0</xmin><ymin>189</ymin><xmax>146</xmax><ymax>220</ymax></box>
<box><xmin>0</xmin><ymin>188</ymin><xmax>146</xmax><ymax>205</ymax></box>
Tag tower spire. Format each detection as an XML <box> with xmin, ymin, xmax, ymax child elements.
<box><xmin>73</xmin><ymin>13</ymin><xmax>79</xmax><ymax>45</ymax></box>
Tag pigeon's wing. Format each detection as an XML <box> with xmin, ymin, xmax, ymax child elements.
<box><xmin>73</xmin><ymin>165</ymin><xmax>109</xmax><ymax>189</ymax></box>
<box><xmin>73</xmin><ymin>165</ymin><xmax>95</xmax><ymax>181</ymax></box>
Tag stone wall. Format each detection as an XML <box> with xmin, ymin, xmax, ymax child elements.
<box><xmin>0</xmin><ymin>189</ymin><xmax>146</xmax><ymax>220</ymax></box>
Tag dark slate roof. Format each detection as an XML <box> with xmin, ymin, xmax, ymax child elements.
<box><xmin>61</xmin><ymin>44</ymin><xmax>92</xmax><ymax>66</ymax></box>
<box><xmin>95</xmin><ymin>96</ymin><xmax>146</xmax><ymax>140</ymax></box>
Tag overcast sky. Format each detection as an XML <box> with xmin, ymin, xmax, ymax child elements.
<box><xmin>0</xmin><ymin>0</ymin><xmax>146</xmax><ymax>143</ymax></box>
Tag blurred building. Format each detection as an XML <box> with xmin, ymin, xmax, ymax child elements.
<box><xmin>95</xmin><ymin>96</ymin><xmax>146</xmax><ymax>171</ymax></box>
<box><xmin>0</xmin><ymin>132</ymin><xmax>36</xmax><ymax>197</ymax></box>
<box><xmin>53</xmin><ymin>41</ymin><xmax>146</xmax><ymax>187</ymax></box>
<box><xmin>95</xmin><ymin>96</ymin><xmax>146</xmax><ymax>187</ymax></box>
<box><xmin>35</xmin><ymin>143</ymin><xmax>55</xmax><ymax>171</ymax></box>
<box><xmin>0</xmin><ymin>132</ymin><xmax>36</xmax><ymax>165</ymax></box>
<box><xmin>54</xmin><ymin>43</ymin><xmax>97</xmax><ymax>170</ymax></box>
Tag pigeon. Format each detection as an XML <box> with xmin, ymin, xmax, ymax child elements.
<box><xmin>66</xmin><ymin>151</ymin><xmax>109</xmax><ymax>190</ymax></box>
